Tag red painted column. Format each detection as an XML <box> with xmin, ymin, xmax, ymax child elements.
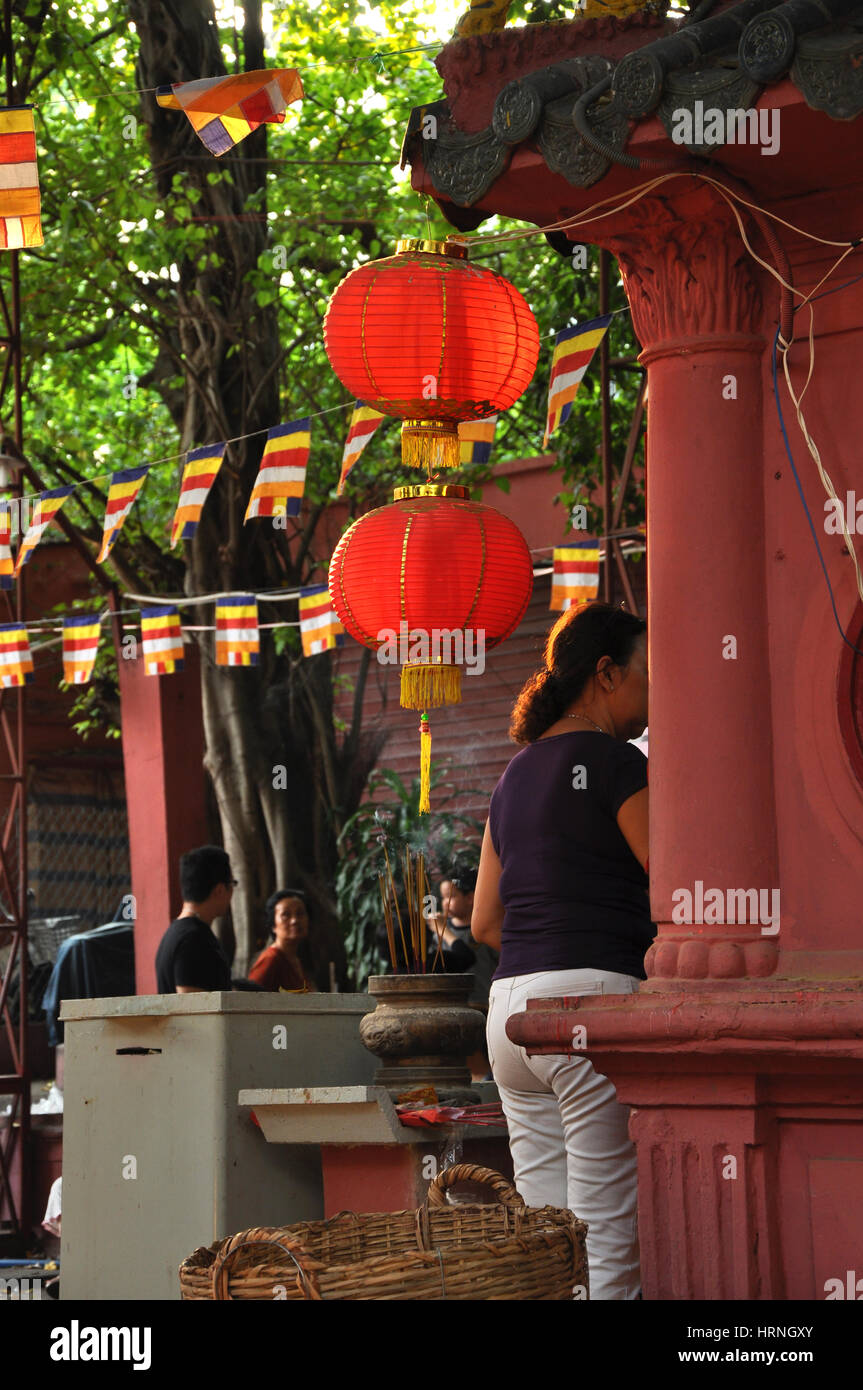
<box><xmin>601</xmin><ymin>185</ymin><xmax>780</xmax><ymax>983</ymax></box>
<box><xmin>116</xmin><ymin>640</ymin><xmax>210</xmax><ymax>994</ymax></box>
<box><xmin>503</xmin><ymin>183</ymin><xmax>863</xmax><ymax>1300</ymax></box>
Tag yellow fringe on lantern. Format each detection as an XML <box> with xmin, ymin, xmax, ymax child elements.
<box><xmin>401</xmin><ymin>421</ymin><xmax>460</xmax><ymax>471</ymax></box>
<box><xmin>400</xmin><ymin>663</ymin><xmax>462</xmax><ymax>710</ymax></box>
<box><xmin>419</xmin><ymin>716</ymin><xmax>432</xmax><ymax>815</ymax></box>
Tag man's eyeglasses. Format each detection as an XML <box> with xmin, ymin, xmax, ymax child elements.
<box><xmin>227</xmin><ymin>878</ymin><xmax>238</xmax><ymax>888</ymax></box>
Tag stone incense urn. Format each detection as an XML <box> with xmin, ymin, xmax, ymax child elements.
<box><xmin>359</xmin><ymin>974</ymin><xmax>485</xmax><ymax>1105</ymax></box>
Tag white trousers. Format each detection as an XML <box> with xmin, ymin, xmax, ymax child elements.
<box><xmin>487</xmin><ymin>968</ymin><xmax>642</xmax><ymax>1301</ymax></box>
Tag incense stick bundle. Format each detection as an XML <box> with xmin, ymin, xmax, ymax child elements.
<box><xmin>380</xmin><ymin>841</ymin><xmax>445</xmax><ymax>975</ymax></box>
<box><xmin>378</xmin><ymin>871</ymin><xmax>397</xmax><ymax>972</ymax></box>
<box><xmin>417</xmin><ymin>851</ymin><xmax>426</xmax><ymax>972</ymax></box>
<box><xmin>404</xmin><ymin>846</ymin><xmax>423</xmax><ymax>972</ymax></box>
<box><xmin>382</xmin><ymin>841</ymin><xmax>409</xmax><ymax>971</ymax></box>
<box><xmin>424</xmin><ymin>863</ymin><xmax>446</xmax><ymax>973</ymax></box>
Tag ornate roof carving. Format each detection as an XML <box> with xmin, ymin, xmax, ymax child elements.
<box><xmin>402</xmin><ymin>1</ymin><xmax>863</xmax><ymax>212</ymax></box>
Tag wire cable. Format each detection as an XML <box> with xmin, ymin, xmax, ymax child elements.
<box><xmin>771</xmin><ymin>326</ymin><xmax>863</xmax><ymax>657</ymax></box>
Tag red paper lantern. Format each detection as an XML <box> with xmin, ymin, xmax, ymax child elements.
<box><xmin>323</xmin><ymin>239</ymin><xmax>540</xmax><ymax>470</ymax></box>
<box><xmin>329</xmin><ymin>484</ymin><xmax>533</xmax><ymax>809</ymax></box>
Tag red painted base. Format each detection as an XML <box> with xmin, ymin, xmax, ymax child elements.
<box><xmin>509</xmin><ymin>986</ymin><xmax>863</xmax><ymax>1300</ymax></box>
<box><xmin>320</xmin><ymin>1137</ymin><xmax>513</xmax><ymax>1218</ymax></box>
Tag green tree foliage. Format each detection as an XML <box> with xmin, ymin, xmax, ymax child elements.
<box><xmin>14</xmin><ymin>0</ymin><xmax>642</xmax><ymax>555</ymax></box>
<box><xmin>334</xmin><ymin>762</ymin><xmax>483</xmax><ymax>987</ymax></box>
<box><xmin>3</xmin><ymin>0</ymin><xmax>643</xmax><ymax>977</ymax></box>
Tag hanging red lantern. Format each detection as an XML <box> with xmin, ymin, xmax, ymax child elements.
<box><xmin>329</xmin><ymin>484</ymin><xmax>533</xmax><ymax>810</ymax></box>
<box><xmin>323</xmin><ymin>239</ymin><xmax>540</xmax><ymax>472</ymax></box>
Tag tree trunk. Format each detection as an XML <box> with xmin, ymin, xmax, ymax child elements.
<box><xmin>128</xmin><ymin>0</ymin><xmax>385</xmax><ymax>984</ymax></box>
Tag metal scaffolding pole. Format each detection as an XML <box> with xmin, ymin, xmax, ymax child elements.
<box><xmin>0</xmin><ymin>0</ymin><xmax>29</xmax><ymax>1245</ymax></box>
<box><xmin>0</xmin><ymin>1</ymin><xmax>114</xmax><ymax>1244</ymax></box>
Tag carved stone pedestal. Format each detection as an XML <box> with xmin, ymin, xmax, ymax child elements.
<box><xmin>359</xmin><ymin>974</ymin><xmax>485</xmax><ymax>1105</ymax></box>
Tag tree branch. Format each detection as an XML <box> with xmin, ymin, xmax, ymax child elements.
<box><xmin>53</xmin><ymin>322</ymin><xmax>114</xmax><ymax>353</ymax></box>
<box><xmin>28</xmin><ymin>20</ymin><xmax>129</xmax><ymax>93</ymax></box>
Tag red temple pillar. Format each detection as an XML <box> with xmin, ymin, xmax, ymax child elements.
<box><xmin>117</xmin><ymin>640</ymin><xmax>210</xmax><ymax>994</ymax></box>
<box><xmin>508</xmin><ymin>182</ymin><xmax>863</xmax><ymax>1300</ymax></box>
<box><xmin>606</xmin><ymin>185</ymin><xmax>781</xmax><ymax>983</ymax></box>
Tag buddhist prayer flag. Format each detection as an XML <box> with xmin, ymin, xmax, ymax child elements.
<box><xmin>337</xmin><ymin>402</ymin><xmax>386</xmax><ymax>495</ymax></box>
<box><xmin>550</xmin><ymin>540</ymin><xmax>600</xmax><ymax>611</ymax></box>
<box><xmin>0</xmin><ymin>108</ymin><xmax>42</xmax><ymax>250</ymax></box>
<box><xmin>543</xmin><ymin>315</ymin><xmax>611</xmax><ymax>448</ymax></box>
<box><xmin>0</xmin><ymin>623</ymin><xmax>33</xmax><ymax>687</ymax></box>
<box><xmin>244</xmin><ymin>420</ymin><xmax>310</xmax><ymax>521</ymax></box>
<box><xmin>14</xmin><ymin>486</ymin><xmax>75</xmax><ymax>576</ymax></box>
<box><xmin>155</xmin><ymin>69</ymin><xmax>303</xmax><ymax>157</ymax></box>
<box><xmin>170</xmin><ymin>442</ymin><xmax>226</xmax><ymax>549</ymax></box>
<box><xmin>97</xmin><ymin>465</ymin><xmax>149</xmax><ymax>563</ymax></box>
<box><xmin>215</xmin><ymin>595</ymin><xmax>259</xmax><ymax>667</ymax></box>
<box><xmin>62</xmin><ymin>613</ymin><xmax>100</xmax><ymax>685</ymax></box>
<box><xmin>458</xmin><ymin>415</ymin><xmax>498</xmax><ymax>467</ymax></box>
<box><xmin>299</xmin><ymin>584</ymin><xmax>345</xmax><ymax>656</ymax></box>
<box><xmin>141</xmin><ymin>605</ymin><xmax>184</xmax><ymax>676</ymax></box>
<box><xmin>0</xmin><ymin>503</ymin><xmax>13</xmax><ymax>589</ymax></box>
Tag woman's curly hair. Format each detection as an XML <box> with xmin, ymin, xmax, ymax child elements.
<box><xmin>510</xmin><ymin>602</ymin><xmax>646</xmax><ymax>744</ymax></box>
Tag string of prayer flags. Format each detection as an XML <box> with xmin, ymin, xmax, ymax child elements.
<box><xmin>97</xmin><ymin>465</ymin><xmax>149</xmax><ymax>563</ymax></box>
<box><xmin>337</xmin><ymin>402</ymin><xmax>386</xmax><ymax>495</ymax></box>
<box><xmin>0</xmin><ymin>623</ymin><xmax>34</xmax><ymax>687</ymax></box>
<box><xmin>299</xmin><ymin>584</ymin><xmax>345</xmax><ymax>656</ymax></box>
<box><xmin>543</xmin><ymin>315</ymin><xmax>612</xmax><ymax>449</ymax></box>
<box><xmin>62</xmin><ymin>614</ymin><xmax>101</xmax><ymax>685</ymax></box>
<box><xmin>155</xmin><ymin>69</ymin><xmax>303</xmax><ymax>157</ymax></box>
<box><xmin>170</xmin><ymin>442</ymin><xmax>226</xmax><ymax>549</ymax></box>
<box><xmin>0</xmin><ymin>504</ymin><xmax>13</xmax><ymax>589</ymax></box>
<box><xmin>550</xmin><ymin>540</ymin><xmax>600</xmax><ymax>611</ymax></box>
<box><xmin>141</xmin><ymin>606</ymin><xmax>185</xmax><ymax>676</ymax></box>
<box><xmin>14</xmin><ymin>486</ymin><xmax>75</xmax><ymax>576</ymax></box>
<box><xmin>0</xmin><ymin>107</ymin><xmax>42</xmax><ymax>250</ymax></box>
<box><xmin>458</xmin><ymin>415</ymin><xmax>498</xmax><ymax>467</ymax></box>
<box><xmin>215</xmin><ymin>595</ymin><xmax>259</xmax><ymax>667</ymax></box>
<box><xmin>244</xmin><ymin>420</ymin><xmax>310</xmax><ymax>521</ymax></box>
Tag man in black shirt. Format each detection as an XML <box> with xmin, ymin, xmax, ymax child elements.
<box><xmin>155</xmin><ymin>845</ymin><xmax>236</xmax><ymax>993</ymax></box>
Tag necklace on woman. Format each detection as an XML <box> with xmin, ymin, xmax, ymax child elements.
<box><xmin>563</xmin><ymin>712</ymin><xmax>610</xmax><ymax>736</ymax></box>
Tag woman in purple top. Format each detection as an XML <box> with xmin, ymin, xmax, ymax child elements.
<box><xmin>472</xmin><ymin>601</ymin><xmax>651</xmax><ymax>1300</ymax></box>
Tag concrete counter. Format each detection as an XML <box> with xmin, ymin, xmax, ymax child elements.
<box><xmin>60</xmin><ymin>992</ymin><xmax>376</xmax><ymax>1301</ymax></box>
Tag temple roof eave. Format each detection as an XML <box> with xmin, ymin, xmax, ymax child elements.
<box><xmin>402</xmin><ymin>1</ymin><xmax>863</xmax><ymax>236</ymax></box>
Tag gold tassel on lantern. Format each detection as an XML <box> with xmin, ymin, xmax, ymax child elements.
<box><xmin>419</xmin><ymin>712</ymin><xmax>432</xmax><ymax>814</ymax></box>
<box><xmin>401</xmin><ymin>419</ymin><xmax>460</xmax><ymax>472</ymax></box>
<box><xmin>400</xmin><ymin>661</ymin><xmax>461</xmax><ymax>710</ymax></box>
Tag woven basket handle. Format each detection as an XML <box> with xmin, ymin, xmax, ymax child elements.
<box><xmin>210</xmin><ymin>1227</ymin><xmax>321</xmax><ymax>1301</ymax></box>
<box><xmin>426</xmin><ymin>1163</ymin><xmax>524</xmax><ymax>1209</ymax></box>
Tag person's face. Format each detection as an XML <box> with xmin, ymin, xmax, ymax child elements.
<box><xmin>603</xmin><ymin>633</ymin><xmax>649</xmax><ymax>738</ymax></box>
<box><xmin>442</xmin><ymin>882</ymin><xmax>473</xmax><ymax>923</ymax></box>
<box><xmin>439</xmin><ymin>880</ymin><xmax>454</xmax><ymax>918</ymax></box>
<box><xmin>273</xmin><ymin>897</ymin><xmax>309</xmax><ymax>954</ymax></box>
<box><xmin>211</xmin><ymin>878</ymin><xmax>234</xmax><ymax>915</ymax></box>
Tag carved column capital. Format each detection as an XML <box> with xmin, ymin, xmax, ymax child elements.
<box><xmin>596</xmin><ymin>188</ymin><xmax>764</xmax><ymax>352</ymax></box>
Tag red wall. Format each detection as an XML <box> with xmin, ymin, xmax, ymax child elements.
<box><xmin>331</xmin><ymin>456</ymin><xmax>646</xmax><ymax>829</ymax></box>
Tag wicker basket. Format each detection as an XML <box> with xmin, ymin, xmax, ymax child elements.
<box><xmin>179</xmin><ymin>1163</ymin><xmax>588</xmax><ymax>1300</ymax></box>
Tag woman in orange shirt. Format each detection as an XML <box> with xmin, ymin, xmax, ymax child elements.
<box><xmin>248</xmin><ymin>890</ymin><xmax>317</xmax><ymax>992</ymax></box>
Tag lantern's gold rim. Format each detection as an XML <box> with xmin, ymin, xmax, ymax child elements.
<box><xmin>402</xmin><ymin>659</ymin><xmax>459</xmax><ymax>668</ymax></box>
<box><xmin>393</xmin><ymin>484</ymin><xmax>470</xmax><ymax>501</ymax></box>
<box><xmin>401</xmin><ymin>419</ymin><xmax>459</xmax><ymax>433</ymax></box>
<box><xmin>395</xmin><ymin>238</ymin><xmax>469</xmax><ymax>259</ymax></box>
